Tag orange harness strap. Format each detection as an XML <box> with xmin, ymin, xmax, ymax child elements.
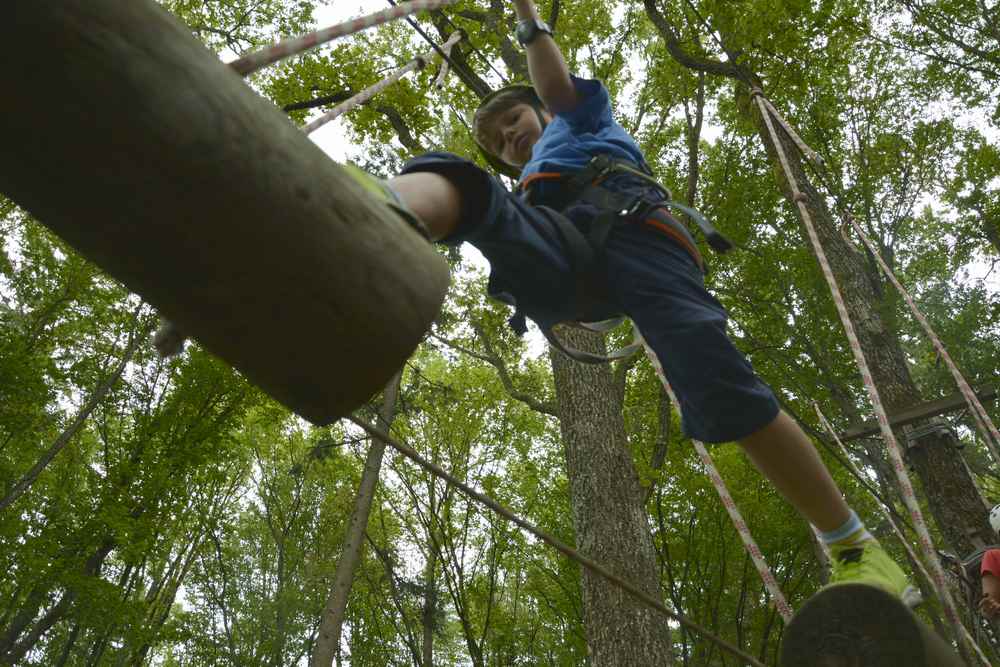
<box><xmin>643</xmin><ymin>211</ymin><xmax>705</xmax><ymax>273</ymax></box>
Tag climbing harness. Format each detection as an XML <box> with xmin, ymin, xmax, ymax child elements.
<box><xmin>508</xmin><ymin>154</ymin><xmax>734</xmax><ymax>364</ymax></box>
<box><xmin>534</xmin><ymin>153</ymin><xmax>734</xmax><ymax>254</ymax></box>
<box><xmin>470</xmin><ymin>84</ymin><xmax>735</xmax><ymax>364</ymax></box>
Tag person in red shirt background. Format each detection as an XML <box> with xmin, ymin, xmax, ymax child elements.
<box><xmin>980</xmin><ymin>505</ymin><xmax>1000</xmax><ymax>619</ymax></box>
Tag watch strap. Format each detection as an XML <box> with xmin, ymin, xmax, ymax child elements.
<box><xmin>516</xmin><ymin>18</ymin><xmax>553</xmax><ymax>46</ymax></box>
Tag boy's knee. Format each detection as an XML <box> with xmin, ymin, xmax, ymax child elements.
<box><xmin>402</xmin><ymin>153</ymin><xmax>491</xmax><ymax>195</ymax></box>
<box><xmin>401</xmin><ymin>153</ymin><xmax>502</xmax><ymax>244</ymax></box>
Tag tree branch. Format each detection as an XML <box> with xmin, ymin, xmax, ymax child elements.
<box><xmin>374</xmin><ymin>104</ymin><xmax>426</xmax><ymax>154</ymax></box>
<box><xmin>641</xmin><ymin>0</ymin><xmax>745</xmax><ymax>80</ymax></box>
<box><xmin>431</xmin><ymin>329</ymin><xmax>557</xmax><ymax>416</ymax></box>
<box><xmin>282</xmin><ymin>91</ymin><xmax>353</xmax><ymax>112</ymax></box>
<box><xmin>548</xmin><ymin>0</ymin><xmax>561</xmax><ymax>31</ymax></box>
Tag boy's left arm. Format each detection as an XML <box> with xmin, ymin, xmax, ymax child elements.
<box><xmin>511</xmin><ymin>0</ymin><xmax>578</xmax><ymax>113</ymax></box>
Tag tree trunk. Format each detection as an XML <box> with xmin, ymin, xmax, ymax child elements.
<box><xmin>421</xmin><ymin>483</ymin><xmax>438</xmax><ymax>667</ymax></box>
<box><xmin>548</xmin><ymin>326</ymin><xmax>674</xmax><ymax>665</ymax></box>
<box><xmin>745</xmin><ymin>91</ymin><xmax>992</xmax><ymax>557</ymax></box>
<box><xmin>983</xmin><ymin>215</ymin><xmax>1000</xmax><ymax>255</ymax></box>
<box><xmin>54</xmin><ymin>622</ymin><xmax>81</xmax><ymax>667</ymax></box>
<box><xmin>311</xmin><ymin>373</ymin><xmax>402</xmax><ymax>667</ymax></box>
<box><xmin>0</xmin><ymin>328</ymin><xmax>144</xmax><ymax>511</ymax></box>
<box><xmin>0</xmin><ymin>541</ymin><xmax>113</xmax><ymax>665</ymax></box>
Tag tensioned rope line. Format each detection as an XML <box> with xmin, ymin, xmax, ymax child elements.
<box><xmin>814</xmin><ymin>403</ymin><xmax>993</xmax><ymax>667</ymax></box>
<box><xmin>304</xmin><ymin>31</ymin><xmax>463</xmax><ymax>134</ymax></box>
<box><xmin>384</xmin><ymin>0</ymin><xmax>509</xmax><ymax>92</ymax></box>
<box><xmin>754</xmin><ymin>94</ymin><xmax>1000</xmax><ymax>465</ymax></box>
<box><xmin>636</xmin><ymin>332</ymin><xmax>796</xmax><ymax>622</ymax></box>
<box><xmin>229</xmin><ymin>0</ymin><xmax>459</xmax><ymax>76</ymax></box>
<box><xmin>844</xmin><ymin>213</ymin><xmax>1000</xmax><ymax>461</ymax></box>
<box><xmin>346</xmin><ymin>416</ymin><xmax>768</xmax><ymax>667</ymax></box>
<box><xmin>750</xmin><ymin>87</ymin><xmax>974</xmax><ymax>658</ymax></box>
<box><xmin>414</xmin><ymin>0</ymin><xmax>512</xmax><ymax>85</ymax></box>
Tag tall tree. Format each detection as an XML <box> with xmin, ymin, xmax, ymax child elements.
<box><xmin>642</xmin><ymin>0</ymin><xmax>993</xmax><ymax>558</ymax></box>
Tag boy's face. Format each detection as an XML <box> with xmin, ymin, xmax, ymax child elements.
<box><xmin>487</xmin><ymin>103</ymin><xmax>551</xmax><ymax>169</ymax></box>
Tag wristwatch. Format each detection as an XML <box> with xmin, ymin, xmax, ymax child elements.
<box><xmin>515</xmin><ymin>18</ymin><xmax>553</xmax><ymax>46</ymax></box>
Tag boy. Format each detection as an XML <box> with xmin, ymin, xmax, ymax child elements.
<box><xmin>358</xmin><ymin>0</ymin><xmax>912</xmax><ymax>597</ymax></box>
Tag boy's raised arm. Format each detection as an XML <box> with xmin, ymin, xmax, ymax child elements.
<box><xmin>512</xmin><ymin>0</ymin><xmax>579</xmax><ymax>113</ymax></box>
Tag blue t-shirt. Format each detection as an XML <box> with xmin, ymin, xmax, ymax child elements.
<box><xmin>518</xmin><ymin>76</ymin><xmax>646</xmax><ymax>186</ymax></box>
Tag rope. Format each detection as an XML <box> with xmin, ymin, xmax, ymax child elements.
<box><xmin>637</xmin><ymin>332</ymin><xmax>795</xmax><ymax>622</ymax></box>
<box><xmin>814</xmin><ymin>404</ymin><xmax>993</xmax><ymax>667</ymax></box>
<box><xmin>750</xmin><ymin>88</ymin><xmax>1000</xmax><ymax>462</ymax></box>
<box><xmin>346</xmin><ymin>416</ymin><xmax>768</xmax><ymax>667</ymax></box>
<box><xmin>750</xmin><ymin>88</ymin><xmax>974</xmax><ymax>657</ymax></box>
<box><xmin>433</xmin><ymin>34</ymin><xmax>459</xmax><ymax>89</ymax></box>
<box><xmin>842</xmin><ymin>214</ymin><xmax>1000</xmax><ymax>463</ymax></box>
<box><xmin>229</xmin><ymin>0</ymin><xmax>459</xmax><ymax>76</ymax></box>
<box><xmin>385</xmin><ymin>0</ymin><xmax>476</xmax><ymax>88</ymax></box>
<box><xmin>303</xmin><ymin>31</ymin><xmax>463</xmax><ymax>134</ymax></box>
<box><xmin>418</xmin><ymin>1</ymin><xmax>511</xmax><ymax>85</ymax></box>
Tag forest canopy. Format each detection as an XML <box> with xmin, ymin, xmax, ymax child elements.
<box><xmin>1</xmin><ymin>0</ymin><xmax>998</xmax><ymax>665</ymax></box>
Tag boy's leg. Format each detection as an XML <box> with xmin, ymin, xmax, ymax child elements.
<box><xmin>345</xmin><ymin>151</ymin><xmax>503</xmax><ymax>243</ymax></box>
<box><xmin>603</xmin><ymin>223</ymin><xmax>911</xmax><ymax>596</ymax></box>
<box><xmin>740</xmin><ymin>412</ymin><xmax>912</xmax><ymax>598</ymax></box>
<box><xmin>387</xmin><ymin>172</ymin><xmax>462</xmax><ymax>241</ymax></box>
<box><xmin>342</xmin><ymin>165</ymin><xmax>463</xmax><ymax>241</ymax></box>
<box><xmin>739</xmin><ymin>410</ymin><xmax>850</xmax><ymax>532</ymax></box>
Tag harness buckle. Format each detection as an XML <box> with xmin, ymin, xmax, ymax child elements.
<box><xmin>622</xmin><ymin>197</ymin><xmax>653</xmax><ymax>221</ymax></box>
<box><xmin>587</xmin><ymin>154</ymin><xmax>615</xmax><ymax>181</ymax></box>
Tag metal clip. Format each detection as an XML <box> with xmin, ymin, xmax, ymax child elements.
<box><xmin>623</xmin><ymin>198</ymin><xmax>651</xmax><ymax>220</ymax></box>
<box><xmin>588</xmin><ymin>155</ymin><xmax>614</xmax><ymax>181</ymax></box>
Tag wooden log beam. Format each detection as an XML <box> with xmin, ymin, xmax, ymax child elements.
<box><xmin>0</xmin><ymin>0</ymin><xmax>449</xmax><ymax>424</ymax></box>
<box><xmin>839</xmin><ymin>386</ymin><xmax>998</xmax><ymax>442</ymax></box>
<box><xmin>781</xmin><ymin>583</ymin><xmax>966</xmax><ymax>666</ymax></box>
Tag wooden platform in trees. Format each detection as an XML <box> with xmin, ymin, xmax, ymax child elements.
<box><xmin>0</xmin><ymin>0</ymin><xmax>449</xmax><ymax>424</ymax></box>
<box><xmin>840</xmin><ymin>385</ymin><xmax>998</xmax><ymax>441</ymax></box>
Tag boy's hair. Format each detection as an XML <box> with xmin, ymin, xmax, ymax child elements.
<box><xmin>472</xmin><ymin>85</ymin><xmax>543</xmax><ymax>178</ymax></box>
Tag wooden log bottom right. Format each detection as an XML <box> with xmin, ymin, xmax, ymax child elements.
<box><xmin>780</xmin><ymin>584</ymin><xmax>964</xmax><ymax>666</ymax></box>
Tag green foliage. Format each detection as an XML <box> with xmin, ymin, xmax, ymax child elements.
<box><xmin>3</xmin><ymin>0</ymin><xmax>999</xmax><ymax>664</ymax></box>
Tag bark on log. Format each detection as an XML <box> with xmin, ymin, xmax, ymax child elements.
<box><xmin>0</xmin><ymin>0</ymin><xmax>449</xmax><ymax>425</ymax></box>
<box><xmin>781</xmin><ymin>583</ymin><xmax>964</xmax><ymax>666</ymax></box>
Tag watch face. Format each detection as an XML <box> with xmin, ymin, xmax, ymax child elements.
<box><xmin>516</xmin><ymin>21</ymin><xmax>533</xmax><ymax>43</ymax></box>
<box><xmin>517</xmin><ymin>19</ymin><xmax>551</xmax><ymax>44</ymax></box>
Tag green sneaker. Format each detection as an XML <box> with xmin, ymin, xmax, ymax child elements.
<box><xmin>828</xmin><ymin>540</ymin><xmax>921</xmax><ymax>606</ymax></box>
<box><xmin>341</xmin><ymin>164</ymin><xmax>431</xmax><ymax>241</ymax></box>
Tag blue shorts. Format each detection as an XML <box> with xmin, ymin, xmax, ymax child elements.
<box><xmin>401</xmin><ymin>152</ymin><xmax>780</xmax><ymax>443</ymax></box>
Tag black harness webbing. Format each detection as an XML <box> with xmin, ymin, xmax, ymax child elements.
<box><xmin>516</xmin><ymin>154</ymin><xmax>733</xmax><ymax>364</ymax></box>
<box><xmin>561</xmin><ymin>154</ymin><xmax>734</xmax><ymax>254</ymax></box>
